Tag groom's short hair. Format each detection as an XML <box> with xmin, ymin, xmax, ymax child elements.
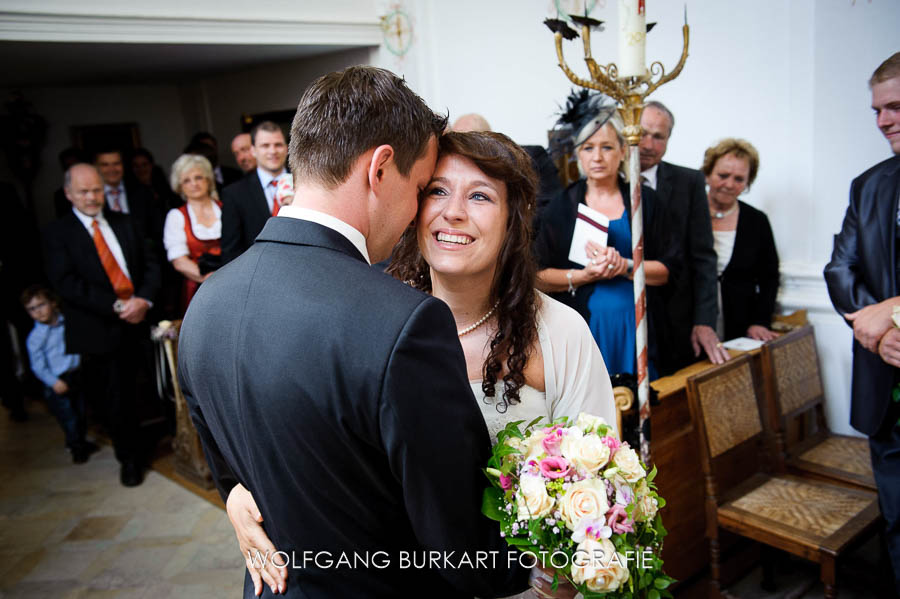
<box><xmin>289</xmin><ymin>66</ymin><xmax>447</xmax><ymax>189</ymax></box>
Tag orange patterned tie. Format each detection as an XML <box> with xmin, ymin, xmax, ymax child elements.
<box><xmin>270</xmin><ymin>179</ymin><xmax>280</xmax><ymax>216</ymax></box>
<box><xmin>92</xmin><ymin>220</ymin><xmax>134</xmax><ymax>299</ymax></box>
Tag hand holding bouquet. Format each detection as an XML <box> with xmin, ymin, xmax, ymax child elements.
<box><xmin>483</xmin><ymin>413</ymin><xmax>674</xmax><ymax>598</ymax></box>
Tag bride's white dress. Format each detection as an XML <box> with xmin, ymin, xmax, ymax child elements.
<box><xmin>473</xmin><ymin>292</ymin><xmax>617</xmax><ymax>442</ymax></box>
<box><xmin>473</xmin><ymin>292</ymin><xmax>616</xmax><ymax>599</ymax></box>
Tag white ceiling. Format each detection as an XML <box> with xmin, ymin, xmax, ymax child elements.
<box><xmin>0</xmin><ymin>41</ymin><xmax>360</xmax><ymax>87</ymax></box>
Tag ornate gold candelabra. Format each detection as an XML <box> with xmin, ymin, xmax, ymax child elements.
<box><xmin>546</xmin><ymin>8</ymin><xmax>689</xmax><ymax>463</ymax></box>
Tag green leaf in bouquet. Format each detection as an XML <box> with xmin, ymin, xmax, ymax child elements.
<box><xmin>526</xmin><ymin>416</ymin><xmax>545</xmax><ymax>430</ymax></box>
<box><xmin>504</xmin><ymin>537</ymin><xmax>535</xmax><ymax>546</ymax></box>
<box><xmin>654</xmin><ymin>514</ymin><xmax>668</xmax><ymax>536</ymax></box>
<box><xmin>647</xmin><ymin>464</ymin><xmax>658</xmax><ymax>483</ymax></box>
<box><xmin>654</xmin><ymin>576</ymin><xmax>671</xmax><ymax>589</ymax></box>
<box><xmin>502</xmin><ymin>419</ymin><xmax>527</xmax><ymax>439</ymax></box>
<box><xmin>495</xmin><ymin>444</ymin><xmax>522</xmax><ymax>458</ymax></box>
<box><xmin>482</xmin><ymin>488</ymin><xmax>506</xmax><ymax>522</ymax></box>
<box><xmin>648</xmin><ymin>589</ymin><xmax>661</xmax><ymax>599</ymax></box>
<box><xmin>656</xmin><ymin>495</ymin><xmax>666</xmax><ymax>509</ymax></box>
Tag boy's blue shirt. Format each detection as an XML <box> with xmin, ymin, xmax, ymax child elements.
<box><xmin>26</xmin><ymin>314</ymin><xmax>81</xmax><ymax>388</ymax></box>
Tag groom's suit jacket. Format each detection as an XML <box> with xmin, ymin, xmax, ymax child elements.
<box><xmin>825</xmin><ymin>155</ymin><xmax>900</xmax><ymax>436</ymax></box>
<box><xmin>179</xmin><ymin>217</ymin><xmax>527</xmax><ymax>598</ymax></box>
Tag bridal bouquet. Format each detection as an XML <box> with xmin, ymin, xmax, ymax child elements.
<box><xmin>482</xmin><ymin>413</ymin><xmax>674</xmax><ymax>598</ymax></box>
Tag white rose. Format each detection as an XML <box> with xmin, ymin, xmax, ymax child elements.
<box><xmin>634</xmin><ymin>481</ymin><xmax>659</xmax><ymax>522</ymax></box>
<box><xmin>522</xmin><ymin>429</ymin><xmax>551</xmax><ymax>464</ymax></box>
<box><xmin>574</xmin><ymin>412</ymin><xmax>609</xmax><ymax>435</ymax></box>
<box><xmin>504</xmin><ymin>436</ymin><xmax>524</xmax><ymax>452</ymax></box>
<box><xmin>560</xmin><ymin>478</ymin><xmax>610</xmax><ymax>531</ymax></box>
<box><xmin>571</xmin><ymin>537</ymin><xmax>630</xmax><ymax>593</ymax></box>
<box><xmin>561</xmin><ymin>430</ymin><xmax>611</xmax><ymax>474</ymax></box>
<box><xmin>611</xmin><ymin>446</ymin><xmax>646</xmax><ymax>483</ymax></box>
<box><xmin>516</xmin><ymin>474</ymin><xmax>555</xmax><ymax>520</ymax></box>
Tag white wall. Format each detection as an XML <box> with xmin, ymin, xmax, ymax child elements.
<box><xmin>189</xmin><ymin>47</ymin><xmax>372</xmax><ymax>168</ymax></box>
<box><xmin>405</xmin><ymin>0</ymin><xmax>900</xmax><ymax>435</ymax></box>
<box><xmin>0</xmin><ymin>83</ymin><xmax>187</xmax><ymax>225</ymax></box>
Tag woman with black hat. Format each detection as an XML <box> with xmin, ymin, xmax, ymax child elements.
<box><xmin>534</xmin><ymin>90</ymin><xmax>679</xmax><ymax>378</ymax></box>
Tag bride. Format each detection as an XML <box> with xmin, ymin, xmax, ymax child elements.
<box><xmin>227</xmin><ymin>131</ymin><xmax>617</xmax><ymax>597</ymax></box>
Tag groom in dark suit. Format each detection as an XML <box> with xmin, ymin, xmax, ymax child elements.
<box><xmin>179</xmin><ymin>66</ymin><xmax>527</xmax><ymax>598</ymax></box>
<box><xmin>640</xmin><ymin>101</ymin><xmax>727</xmax><ymax>374</ymax></box>
<box><xmin>44</xmin><ymin>164</ymin><xmax>160</xmax><ymax>486</ymax></box>
<box><xmin>825</xmin><ymin>51</ymin><xmax>900</xmax><ymax>590</ymax></box>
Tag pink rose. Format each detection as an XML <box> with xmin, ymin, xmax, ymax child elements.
<box><xmin>542</xmin><ymin>426</ymin><xmax>565</xmax><ymax>456</ymax></box>
<box><xmin>539</xmin><ymin>456</ymin><xmax>573</xmax><ymax>480</ymax></box>
<box><xmin>606</xmin><ymin>503</ymin><xmax>634</xmax><ymax>534</ymax></box>
<box><xmin>600</xmin><ymin>436</ymin><xmax>621</xmax><ymax>453</ymax></box>
<box><xmin>500</xmin><ymin>474</ymin><xmax>513</xmax><ymax>491</ymax></box>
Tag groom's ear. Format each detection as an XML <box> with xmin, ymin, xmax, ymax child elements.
<box><xmin>367</xmin><ymin>145</ymin><xmax>396</xmax><ymax>195</ymax></box>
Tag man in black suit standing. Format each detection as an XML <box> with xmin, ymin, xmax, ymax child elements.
<box><xmin>95</xmin><ymin>149</ymin><xmax>162</xmax><ymax>246</ymax></box>
<box><xmin>220</xmin><ymin>121</ymin><xmax>288</xmax><ymax>264</ymax></box>
<box><xmin>825</xmin><ymin>52</ymin><xmax>900</xmax><ymax>591</ymax></box>
<box><xmin>179</xmin><ymin>66</ymin><xmax>527</xmax><ymax>598</ymax></box>
<box><xmin>639</xmin><ymin>101</ymin><xmax>729</xmax><ymax>374</ymax></box>
<box><xmin>44</xmin><ymin>164</ymin><xmax>160</xmax><ymax>486</ymax></box>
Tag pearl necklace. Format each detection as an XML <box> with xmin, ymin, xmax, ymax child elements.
<box><xmin>711</xmin><ymin>203</ymin><xmax>738</xmax><ymax>219</ymax></box>
<box><xmin>457</xmin><ymin>301</ymin><xmax>500</xmax><ymax>337</ymax></box>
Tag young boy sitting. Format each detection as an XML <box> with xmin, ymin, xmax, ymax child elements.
<box><xmin>22</xmin><ymin>285</ymin><xmax>97</xmax><ymax>463</ymax></box>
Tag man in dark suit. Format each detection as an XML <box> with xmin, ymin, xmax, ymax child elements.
<box><xmin>639</xmin><ymin>101</ymin><xmax>728</xmax><ymax>375</ymax></box>
<box><xmin>94</xmin><ymin>149</ymin><xmax>162</xmax><ymax>247</ymax></box>
<box><xmin>825</xmin><ymin>52</ymin><xmax>900</xmax><ymax>590</ymax></box>
<box><xmin>44</xmin><ymin>164</ymin><xmax>160</xmax><ymax>486</ymax></box>
<box><xmin>220</xmin><ymin>121</ymin><xmax>288</xmax><ymax>264</ymax></box>
<box><xmin>179</xmin><ymin>66</ymin><xmax>527</xmax><ymax>598</ymax></box>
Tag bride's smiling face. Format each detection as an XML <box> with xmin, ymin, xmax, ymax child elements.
<box><xmin>417</xmin><ymin>153</ymin><xmax>509</xmax><ymax>281</ymax></box>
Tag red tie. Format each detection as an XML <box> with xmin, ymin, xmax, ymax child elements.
<box><xmin>108</xmin><ymin>188</ymin><xmax>122</xmax><ymax>212</ymax></box>
<box><xmin>270</xmin><ymin>179</ymin><xmax>281</xmax><ymax>216</ymax></box>
<box><xmin>92</xmin><ymin>220</ymin><xmax>134</xmax><ymax>300</ymax></box>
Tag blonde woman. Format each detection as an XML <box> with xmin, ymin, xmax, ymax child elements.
<box><xmin>163</xmin><ymin>154</ymin><xmax>223</xmax><ymax>313</ymax></box>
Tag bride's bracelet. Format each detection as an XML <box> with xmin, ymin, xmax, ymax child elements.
<box><xmin>566</xmin><ymin>269</ymin><xmax>576</xmax><ymax>296</ymax></box>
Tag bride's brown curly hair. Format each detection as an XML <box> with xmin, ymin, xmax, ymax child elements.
<box><xmin>387</xmin><ymin>131</ymin><xmax>540</xmax><ymax>412</ymax></box>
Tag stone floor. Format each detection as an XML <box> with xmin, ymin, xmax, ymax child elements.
<box><xmin>0</xmin><ymin>401</ymin><xmax>244</xmax><ymax>598</ymax></box>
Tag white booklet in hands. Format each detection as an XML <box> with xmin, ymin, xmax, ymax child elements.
<box><xmin>568</xmin><ymin>203</ymin><xmax>610</xmax><ymax>267</ymax></box>
<box><xmin>722</xmin><ymin>337</ymin><xmax>765</xmax><ymax>351</ymax></box>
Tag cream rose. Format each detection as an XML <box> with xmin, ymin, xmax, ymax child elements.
<box><xmin>522</xmin><ymin>429</ymin><xmax>551</xmax><ymax>464</ymax></box>
<box><xmin>634</xmin><ymin>481</ymin><xmax>659</xmax><ymax>522</ymax></box>
<box><xmin>574</xmin><ymin>412</ymin><xmax>609</xmax><ymax>435</ymax></box>
<box><xmin>516</xmin><ymin>474</ymin><xmax>555</xmax><ymax>519</ymax></box>
<box><xmin>560</xmin><ymin>478</ymin><xmax>610</xmax><ymax>531</ymax></box>
<box><xmin>611</xmin><ymin>446</ymin><xmax>646</xmax><ymax>483</ymax></box>
<box><xmin>561</xmin><ymin>430</ymin><xmax>611</xmax><ymax>474</ymax></box>
<box><xmin>571</xmin><ymin>537</ymin><xmax>629</xmax><ymax>593</ymax></box>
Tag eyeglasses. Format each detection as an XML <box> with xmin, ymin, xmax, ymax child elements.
<box><xmin>25</xmin><ymin>301</ymin><xmax>48</xmax><ymax>313</ymax></box>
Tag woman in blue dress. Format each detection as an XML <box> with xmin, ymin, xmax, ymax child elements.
<box><xmin>534</xmin><ymin>91</ymin><xmax>679</xmax><ymax>377</ymax></box>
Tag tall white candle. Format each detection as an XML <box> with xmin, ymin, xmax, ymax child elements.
<box><xmin>617</xmin><ymin>0</ymin><xmax>647</xmax><ymax>79</ymax></box>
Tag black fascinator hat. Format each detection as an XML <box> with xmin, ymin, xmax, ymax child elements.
<box><xmin>549</xmin><ymin>89</ymin><xmax>618</xmax><ymax>159</ymax></box>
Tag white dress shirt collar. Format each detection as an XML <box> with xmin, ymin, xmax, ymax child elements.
<box><xmin>276</xmin><ymin>205</ymin><xmax>371</xmax><ymax>265</ymax></box>
<box><xmin>640</xmin><ymin>163</ymin><xmax>659</xmax><ymax>190</ymax></box>
<box><xmin>256</xmin><ymin>167</ymin><xmax>285</xmax><ymax>189</ymax></box>
<box><xmin>72</xmin><ymin>206</ymin><xmax>105</xmax><ymax>231</ymax></box>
